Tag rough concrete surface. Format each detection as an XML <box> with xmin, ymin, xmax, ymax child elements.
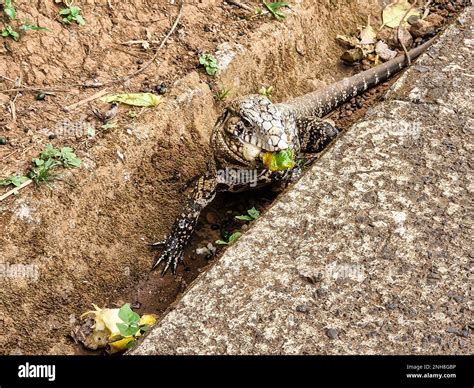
<box><xmin>132</xmin><ymin>8</ymin><xmax>473</xmax><ymax>355</ymax></box>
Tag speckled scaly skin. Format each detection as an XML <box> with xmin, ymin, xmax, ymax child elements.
<box><xmin>152</xmin><ymin>39</ymin><xmax>434</xmax><ymax>275</ymax></box>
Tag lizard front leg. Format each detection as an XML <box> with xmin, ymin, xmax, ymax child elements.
<box><xmin>151</xmin><ymin>165</ymin><xmax>217</xmax><ymax>275</ymax></box>
<box><xmin>297</xmin><ymin>117</ymin><xmax>340</xmax><ymax>154</ymax></box>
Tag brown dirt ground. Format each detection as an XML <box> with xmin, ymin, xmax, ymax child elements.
<box><xmin>0</xmin><ymin>0</ymin><xmax>466</xmax><ymax>355</ymax></box>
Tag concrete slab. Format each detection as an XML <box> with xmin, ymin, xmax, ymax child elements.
<box><xmin>132</xmin><ymin>8</ymin><xmax>473</xmax><ymax>355</ymax></box>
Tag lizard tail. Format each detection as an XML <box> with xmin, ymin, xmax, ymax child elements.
<box><xmin>284</xmin><ymin>38</ymin><xmax>435</xmax><ymax>119</ymax></box>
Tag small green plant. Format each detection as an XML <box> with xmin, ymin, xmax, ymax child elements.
<box><xmin>117</xmin><ymin>304</ymin><xmax>141</xmax><ymax>337</ymax></box>
<box><xmin>0</xmin><ymin>175</ymin><xmax>28</xmax><ymax>187</ymax></box>
<box><xmin>39</xmin><ymin>144</ymin><xmax>82</xmax><ymax>167</ymax></box>
<box><xmin>115</xmin><ymin>304</ymin><xmax>152</xmax><ymax>349</ymax></box>
<box><xmin>20</xmin><ymin>21</ymin><xmax>49</xmax><ymax>32</ymax></box>
<box><xmin>235</xmin><ymin>207</ymin><xmax>260</xmax><ymax>222</ymax></box>
<box><xmin>59</xmin><ymin>5</ymin><xmax>85</xmax><ymax>26</ymax></box>
<box><xmin>2</xmin><ymin>0</ymin><xmax>16</xmax><ymax>20</ymax></box>
<box><xmin>1</xmin><ymin>25</ymin><xmax>18</xmax><ymax>40</ymax></box>
<box><xmin>259</xmin><ymin>85</ymin><xmax>274</xmax><ymax>100</ymax></box>
<box><xmin>1</xmin><ymin>2</ymin><xmax>48</xmax><ymax>40</ymax></box>
<box><xmin>216</xmin><ymin>231</ymin><xmax>242</xmax><ymax>246</ymax></box>
<box><xmin>215</xmin><ymin>86</ymin><xmax>232</xmax><ymax>101</ymax></box>
<box><xmin>28</xmin><ymin>158</ymin><xmax>62</xmax><ymax>188</ymax></box>
<box><xmin>199</xmin><ymin>53</ymin><xmax>218</xmax><ymax>76</ymax></box>
<box><xmin>262</xmin><ymin>1</ymin><xmax>290</xmax><ymax>21</ymax></box>
<box><xmin>0</xmin><ymin>144</ymin><xmax>83</xmax><ymax>189</ymax></box>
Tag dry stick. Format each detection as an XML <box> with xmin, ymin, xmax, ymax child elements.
<box><xmin>63</xmin><ymin>88</ymin><xmax>109</xmax><ymax>112</ymax></box>
<box><xmin>120</xmin><ymin>40</ymin><xmax>163</xmax><ymax>46</ymax></box>
<box><xmin>397</xmin><ymin>4</ymin><xmax>415</xmax><ymax>66</ymax></box>
<box><xmin>0</xmin><ymin>179</ymin><xmax>33</xmax><ymax>202</ymax></box>
<box><xmin>226</xmin><ymin>0</ymin><xmax>254</xmax><ymax>12</ymax></box>
<box><xmin>422</xmin><ymin>0</ymin><xmax>433</xmax><ymax>19</ymax></box>
<box><xmin>0</xmin><ymin>86</ymin><xmax>71</xmax><ymax>93</ymax></box>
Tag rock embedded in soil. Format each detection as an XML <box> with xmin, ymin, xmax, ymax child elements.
<box><xmin>326</xmin><ymin>328</ymin><xmax>339</xmax><ymax>340</ymax></box>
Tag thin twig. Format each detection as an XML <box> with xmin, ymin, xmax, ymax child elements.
<box><xmin>0</xmin><ymin>179</ymin><xmax>33</xmax><ymax>202</ymax></box>
<box><xmin>0</xmin><ymin>86</ymin><xmax>71</xmax><ymax>93</ymax></box>
<box><xmin>422</xmin><ymin>0</ymin><xmax>433</xmax><ymax>19</ymax></box>
<box><xmin>397</xmin><ymin>3</ymin><xmax>415</xmax><ymax>66</ymax></box>
<box><xmin>64</xmin><ymin>89</ymin><xmax>109</xmax><ymax>112</ymax></box>
<box><xmin>226</xmin><ymin>0</ymin><xmax>254</xmax><ymax>12</ymax></box>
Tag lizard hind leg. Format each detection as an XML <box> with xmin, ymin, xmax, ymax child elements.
<box><xmin>298</xmin><ymin>117</ymin><xmax>340</xmax><ymax>154</ymax></box>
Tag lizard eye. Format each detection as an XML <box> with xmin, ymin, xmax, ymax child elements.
<box><xmin>241</xmin><ymin>118</ymin><xmax>252</xmax><ymax>128</ymax></box>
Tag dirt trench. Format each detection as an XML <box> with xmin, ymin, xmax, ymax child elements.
<box><xmin>0</xmin><ymin>0</ymin><xmax>384</xmax><ymax>355</ymax></box>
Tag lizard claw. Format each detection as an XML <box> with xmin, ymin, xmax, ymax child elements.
<box><xmin>148</xmin><ymin>240</ymin><xmax>166</xmax><ymax>248</ymax></box>
<box><xmin>151</xmin><ymin>237</ymin><xmax>185</xmax><ymax>276</ymax></box>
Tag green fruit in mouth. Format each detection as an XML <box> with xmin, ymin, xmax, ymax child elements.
<box><xmin>262</xmin><ymin>149</ymin><xmax>296</xmax><ymax>172</ymax></box>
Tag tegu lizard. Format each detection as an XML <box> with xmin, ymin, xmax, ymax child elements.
<box><xmin>151</xmin><ymin>39</ymin><xmax>434</xmax><ymax>275</ymax></box>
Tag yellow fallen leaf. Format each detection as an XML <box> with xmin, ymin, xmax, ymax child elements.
<box><xmin>383</xmin><ymin>0</ymin><xmax>421</xmax><ymax>28</ymax></box>
<box><xmin>100</xmin><ymin>93</ymin><xmax>163</xmax><ymax>107</ymax></box>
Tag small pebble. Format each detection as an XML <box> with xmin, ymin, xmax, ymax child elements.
<box><xmin>314</xmin><ymin>288</ymin><xmax>328</xmax><ymax>298</ymax></box>
<box><xmin>446</xmin><ymin>327</ymin><xmax>462</xmax><ymax>336</ymax></box>
<box><xmin>0</xmin><ymin>137</ymin><xmax>7</xmax><ymax>145</ymax></box>
<box><xmin>296</xmin><ymin>304</ymin><xmax>310</xmax><ymax>314</ymax></box>
<box><xmin>326</xmin><ymin>328</ymin><xmax>339</xmax><ymax>339</ymax></box>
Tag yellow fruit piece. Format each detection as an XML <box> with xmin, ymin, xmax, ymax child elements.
<box><xmin>262</xmin><ymin>149</ymin><xmax>296</xmax><ymax>172</ymax></box>
<box><xmin>139</xmin><ymin>314</ymin><xmax>158</xmax><ymax>327</ymax></box>
<box><xmin>108</xmin><ymin>336</ymin><xmax>135</xmax><ymax>354</ymax></box>
<box><xmin>81</xmin><ymin>304</ymin><xmax>123</xmax><ymax>339</ymax></box>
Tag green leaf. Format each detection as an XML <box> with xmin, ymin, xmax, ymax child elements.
<box><xmin>1</xmin><ymin>25</ymin><xmax>19</xmax><ymax>40</ymax></box>
<box><xmin>0</xmin><ymin>175</ymin><xmax>29</xmax><ymax>187</ymax></box>
<box><xmin>40</xmin><ymin>144</ymin><xmax>60</xmax><ymax>160</ymax></box>
<box><xmin>59</xmin><ymin>6</ymin><xmax>86</xmax><ymax>25</ymax></box>
<box><xmin>235</xmin><ymin>215</ymin><xmax>253</xmax><ymax>221</ymax></box>
<box><xmin>69</xmin><ymin>6</ymin><xmax>81</xmax><ymax>16</ymax></box>
<box><xmin>262</xmin><ymin>1</ymin><xmax>289</xmax><ymax>21</ymax></box>
<box><xmin>32</xmin><ymin>158</ymin><xmax>44</xmax><ymax>167</ymax></box>
<box><xmin>59</xmin><ymin>8</ymin><xmax>72</xmax><ymax>16</ymax></box>
<box><xmin>215</xmin><ymin>240</ymin><xmax>229</xmax><ymax>246</ymax></box>
<box><xmin>75</xmin><ymin>14</ymin><xmax>85</xmax><ymax>26</ymax></box>
<box><xmin>247</xmin><ymin>207</ymin><xmax>260</xmax><ymax>220</ymax></box>
<box><xmin>228</xmin><ymin>232</ymin><xmax>242</xmax><ymax>244</ymax></box>
<box><xmin>101</xmin><ymin>93</ymin><xmax>163</xmax><ymax>107</ymax></box>
<box><xmin>4</xmin><ymin>0</ymin><xmax>16</xmax><ymax>20</ymax></box>
<box><xmin>118</xmin><ymin>304</ymin><xmax>140</xmax><ymax>325</ymax></box>
<box><xmin>58</xmin><ymin>147</ymin><xmax>81</xmax><ymax>167</ymax></box>
<box><xmin>199</xmin><ymin>53</ymin><xmax>218</xmax><ymax>76</ymax></box>
<box><xmin>20</xmin><ymin>22</ymin><xmax>50</xmax><ymax>32</ymax></box>
<box><xmin>117</xmin><ymin>322</ymin><xmax>140</xmax><ymax>337</ymax></box>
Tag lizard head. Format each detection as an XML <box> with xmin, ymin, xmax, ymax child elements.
<box><xmin>213</xmin><ymin>95</ymin><xmax>297</xmax><ymax>165</ymax></box>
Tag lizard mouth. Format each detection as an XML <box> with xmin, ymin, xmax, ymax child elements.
<box><xmin>218</xmin><ymin>109</ymin><xmax>290</xmax><ymax>163</ymax></box>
